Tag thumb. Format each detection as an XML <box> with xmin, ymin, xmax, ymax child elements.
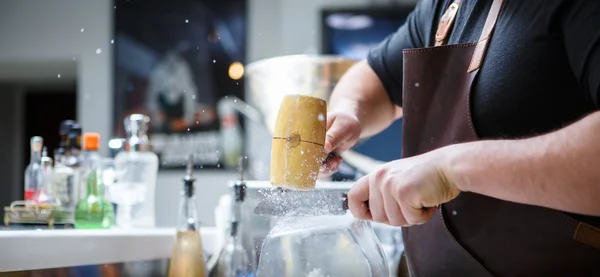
<box><xmin>325</xmin><ymin>117</ymin><xmax>345</xmax><ymax>153</ymax></box>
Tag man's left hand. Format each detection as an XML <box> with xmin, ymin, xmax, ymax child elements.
<box><xmin>347</xmin><ymin>148</ymin><xmax>461</xmax><ymax>226</ymax></box>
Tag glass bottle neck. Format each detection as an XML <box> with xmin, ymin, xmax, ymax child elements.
<box><xmin>177</xmin><ymin>185</ymin><xmax>199</xmax><ymax>231</ymax></box>
<box><xmin>30</xmin><ymin>149</ymin><xmax>41</xmax><ymax>164</ymax></box>
<box><xmin>86</xmin><ymin>170</ymin><xmax>102</xmax><ymax>196</ymax></box>
<box><xmin>84</xmin><ymin>150</ymin><xmax>103</xmax><ymax>196</ymax></box>
<box><xmin>126</xmin><ymin>132</ymin><xmax>151</xmax><ymax>152</ymax></box>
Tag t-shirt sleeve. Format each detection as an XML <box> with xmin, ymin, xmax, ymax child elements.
<box><xmin>366</xmin><ymin>0</ymin><xmax>432</xmax><ymax>107</ymax></box>
<box><xmin>561</xmin><ymin>0</ymin><xmax>600</xmax><ymax>107</ymax></box>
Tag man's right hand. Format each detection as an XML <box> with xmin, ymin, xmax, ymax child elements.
<box><xmin>320</xmin><ymin>111</ymin><xmax>362</xmax><ymax>178</ymax></box>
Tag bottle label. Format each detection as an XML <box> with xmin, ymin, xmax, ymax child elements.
<box><xmin>51</xmin><ymin>171</ymin><xmax>77</xmax><ymax>208</ymax></box>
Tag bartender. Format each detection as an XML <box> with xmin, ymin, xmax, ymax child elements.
<box><xmin>321</xmin><ymin>0</ymin><xmax>600</xmax><ymax>276</ymax></box>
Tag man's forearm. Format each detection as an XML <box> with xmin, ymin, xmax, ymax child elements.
<box><xmin>447</xmin><ymin>111</ymin><xmax>600</xmax><ymax>216</ymax></box>
<box><xmin>329</xmin><ymin>60</ymin><xmax>401</xmax><ymax>138</ymax></box>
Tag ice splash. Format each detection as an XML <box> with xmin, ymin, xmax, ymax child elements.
<box><xmin>307</xmin><ymin>268</ymin><xmax>330</xmax><ymax>277</ymax></box>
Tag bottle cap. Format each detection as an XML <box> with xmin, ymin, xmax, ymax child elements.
<box><xmin>59</xmin><ymin>120</ymin><xmax>76</xmax><ymax>135</ymax></box>
<box><xmin>83</xmin><ymin>133</ymin><xmax>100</xmax><ymax>151</ymax></box>
<box><xmin>124</xmin><ymin>114</ymin><xmax>150</xmax><ymax>134</ymax></box>
<box><xmin>30</xmin><ymin>136</ymin><xmax>43</xmax><ymax>152</ymax></box>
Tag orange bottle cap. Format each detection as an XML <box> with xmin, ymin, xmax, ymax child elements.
<box><xmin>83</xmin><ymin>132</ymin><xmax>100</xmax><ymax>151</ymax></box>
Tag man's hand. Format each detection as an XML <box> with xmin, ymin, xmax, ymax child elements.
<box><xmin>319</xmin><ymin>112</ymin><xmax>361</xmax><ymax>178</ymax></box>
<box><xmin>347</xmin><ymin>148</ymin><xmax>461</xmax><ymax>226</ymax></box>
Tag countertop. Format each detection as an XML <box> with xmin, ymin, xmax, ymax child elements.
<box><xmin>0</xmin><ymin>227</ymin><xmax>217</xmax><ymax>272</ymax></box>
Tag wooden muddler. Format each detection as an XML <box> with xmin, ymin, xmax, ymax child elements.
<box><xmin>270</xmin><ymin>94</ymin><xmax>328</xmax><ymax>191</ymax></box>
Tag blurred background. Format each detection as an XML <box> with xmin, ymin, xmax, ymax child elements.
<box><xmin>0</xmin><ymin>0</ymin><xmax>417</xmax><ymax>228</ymax></box>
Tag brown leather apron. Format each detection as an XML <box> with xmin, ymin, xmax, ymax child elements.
<box><xmin>399</xmin><ymin>0</ymin><xmax>600</xmax><ymax>276</ymax></box>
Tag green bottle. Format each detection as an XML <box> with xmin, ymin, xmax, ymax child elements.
<box><xmin>75</xmin><ymin>133</ymin><xmax>114</xmax><ymax>229</ymax></box>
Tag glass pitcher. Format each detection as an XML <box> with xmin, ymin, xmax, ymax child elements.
<box><xmin>257</xmin><ymin>213</ymin><xmax>389</xmax><ymax>277</ymax></box>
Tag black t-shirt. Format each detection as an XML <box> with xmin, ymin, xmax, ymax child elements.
<box><xmin>368</xmin><ymin>0</ymin><xmax>600</xmax><ymax>226</ymax></box>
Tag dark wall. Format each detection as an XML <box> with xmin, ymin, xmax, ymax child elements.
<box><xmin>0</xmin><ymin>85</ymin><xmax>76</xmax><ymax>209</ymax></box>
<box><xmin>22</xmin><ymin>90</ymin><xmax>77</xmax><ymax>181</ymax></box>
<box><xmin>0</xmin><ymin>86</ymin><xmax>24</xmax><ymax>208</ymax></box>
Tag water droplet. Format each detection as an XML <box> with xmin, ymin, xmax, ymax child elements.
<box><xmin>452</xmin><ymin>210</ymin><xmax>457</xmax><ymax>215</ymax></box>
<box><xmin>195</xmin><ymin>121</ymin><xmax>199</xmax><ymax>124</ymax></box>
<box><xmin>415</xmin><ymin>82</ymin><xmax>420</xmax><ymax>87</ymax></box>
<box><xmin>57</xmin><ymin>74</ymin><xmax>61</xmax><ymax>78</ymax></box>
<box><xmin>318</xmin><ymin>113</ymin><xmax>325</xmax><ymax>121</ymax></box>
<box><xmin>96</xmin><ymin>48</ymin><xmax>102</xmax><ymax>54</ymax></box>
<box><xmin>217</xmin><ymin>164</ymin><xmax>221</xmax><ymax>168</ymax></box>
<box><xmin>192</xmin><ymin>95</ymin><xmax>196</xmax><ymax>99</ymax></box>
<box><xmin>185</xmin><ymin>19</ymin><xmax>189</xmax><ymax>23</ymax></box>
<box><xmin>202</xmin><ymin>110</ymin><xmax>205</xmax><ymax>113</ymax></box>
<box><xmin>212</xmin><ymin>60</ymin><xmax>216</xmax><ymax>63</ymax></box>
<box><xmin>72</xmin><ymin>57</ymin><xmax>76</xmax><ymax>61</ymax></box>
<box><xmin>187</xmin><ymin>128</ymin><xmax>190</xmax><ymax>132</ymax></box>
<box><xmin>111</xmin><ymin>39</ymin><xmax>114</xmax><ymax>44</ymax></box>
<box><xmin>301</xmin><ymin>151</ymin><xmax>304</xmax><ymax>155</ymax></box>
<box><xmin>114</xmin><ymin>5</ymin><xmax>116</xmax><ymax>9</ymax></box>
<box><xmin>233</xmin><ymin>99</ymin><xmax>237</xmax><ymax>102</ymax></box>
<box><xmin>80</xmin><ymin>28</ymin><xmax>84</xmax><ymax>32</ymax></box>
<box><xmin>236</xmin><ymin>82</ymin><xmax>239</xmax><ymax>85</ymax></box>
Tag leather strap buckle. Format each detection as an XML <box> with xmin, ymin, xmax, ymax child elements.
<box><xmin>435</xmin><ymin>1</ymin><xmax>460</xmax><ymax>47</ymax></box>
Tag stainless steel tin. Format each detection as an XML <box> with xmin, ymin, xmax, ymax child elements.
<box><xmin>245</xmin><ymin>55</ymin><xmax>357</xmax><ymax>134</ymax></box>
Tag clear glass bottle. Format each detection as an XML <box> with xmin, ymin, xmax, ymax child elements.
<box><xmin>113</xmin><ymin>114</ymin><xmax>159</xmax><ymax>228</ymax></box>
<box><xmin>34</xmin><ymin>147</ymin><xmax>61</xmax><ymax>208</ymax></box>
<box><xmin>74</xmin><ymin>133</ymin><xmax>114</xmax><ymax>229</ymax></box>
<box><xmin>168</xmin><ymin>154</ymin><xmax>207</xmax><ymax>277</ymax></box>
<box><xmin>51</xmin><ymin>121</ymin><xmax>75</xmax><ymax>209</ymax></box>
<box><xmin>66</xmin><ymin>124</ymin><xmax>84</xmax><ymax>201</ymax></box>
<box><xmin>209</xmin><ymin>157</ymin><xmax>256</xmax><ymax>277</ymax></box>
<box><xmin>52</xmin><ymin>124</ymin><xmax>83</xmax><ymax>213</ymax></box>
<box><xmin>24</xmin><ymin>136</ymin><xmax>44</xmax><ymax>201</ymax></box>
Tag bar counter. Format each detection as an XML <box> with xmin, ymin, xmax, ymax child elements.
<box><xmin>0</xmin><ymin>227</ymin><xmax>217</xmax><ymax>273</ymax></box>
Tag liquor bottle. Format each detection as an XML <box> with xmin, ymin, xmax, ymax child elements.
<box><xmin>74</xmin><ymin>133</ymin><xmax>114</xmax><ymax>229</ymax></box>
<box><xmin>35</xmin><ymin>147</ymin><xmax>61</xmax><ymax>208</ymax></box>
<box><xmin>113</xmin><ymin>114</ymin><xmax>159</xmax><ymax>228</ymax></box>
<box><xmin>168</xmin><ymin>154</ymin><xmax>207</xmax><ymax>277</ymax></box>
<box><xmin>53</xmin><ymin>124</ymin><xmax>83</xmax><ymax>211</ymax></box>
<box><xmin>52</xmin><ymin>121</ymin><xmax>74</xmax><ymax>208</ymax></box>
<box><xmin>24</xmin><ymin>136</ymin><xmax>44</xmax><ymax>201</ymax></box>
<box><xmin>66</xmin><ymin>124</ymin><xmax>84</xmax><ymax>200</ymax></box>
<box><xmin>209</xmin><ymin>157</ymin><xmax>256</xmax><ymax>277</ymax></box>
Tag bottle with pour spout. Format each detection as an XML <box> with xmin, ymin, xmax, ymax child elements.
<box><xmin>168</xmin><ymin>154</ymin><xmax>207</xmax><ymax>277</ymax></box>
<box><xmin>208</xmin><ymin>156</ymin><xmax>256</xmax><ymax>277</ymax></box>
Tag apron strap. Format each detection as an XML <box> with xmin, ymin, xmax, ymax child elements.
<box><xmin>468</xmin><ymin>0</ymin><xmax>504</xmax><ymax>72</ymax></box>
<box><xmin>434</xmin><ymin>0</ymin><xmax>461</xmax><ymax>46</ymax></box>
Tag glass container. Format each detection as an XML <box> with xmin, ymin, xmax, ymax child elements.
<box><xmin>257</xmin><ymin>213</ymin><xmax>388</xmax><ymax>277</ymax></box>
<box><xmin>113</xmin><ymin>114</ymin><xmax>159</xmax><ymax>228</ymax></box>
